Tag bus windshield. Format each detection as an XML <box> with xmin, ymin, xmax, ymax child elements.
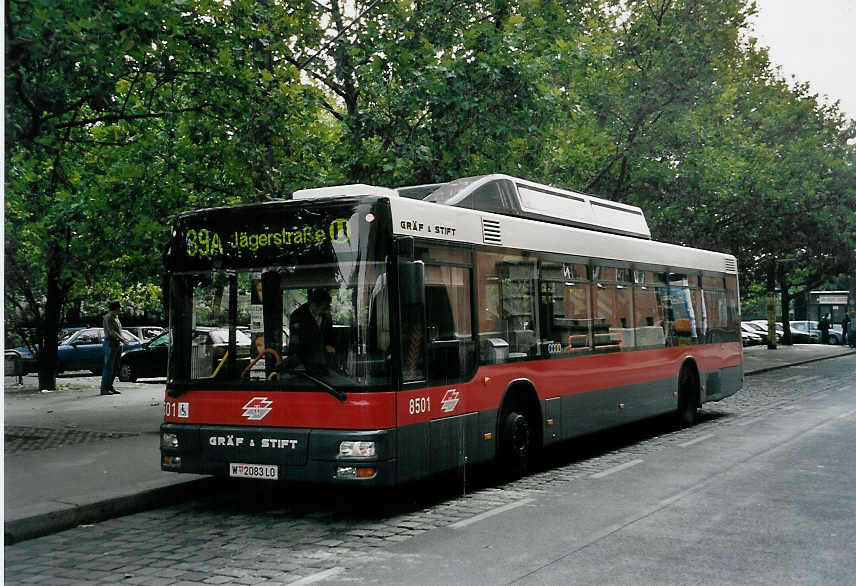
<box><xmin>165</xmin><ymin>198</ymin><xmax>393</xmax><ymax>392</ymax></box>
<box><xmin>171</xmin><ymin>260</ymin><xmax>390</xmax><ymax>390</ymax></box>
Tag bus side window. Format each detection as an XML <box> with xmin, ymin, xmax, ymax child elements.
<box><xmin>539</xmin><ymin>261</ymin><xmax>592</xmax><ymax>355</ymax></box>
<box><xmin>592</xmin><ymin>265</ymin><xmax>633</xmax><ymax>351</ymax></box>
<box><xmin>477</xmin><ymin>252</ymin><xmax>536</xmax><ymax>363</ymax></box>
<box><xmin>633</xmin><ymin>271</ymin><xmax>666</xmax><ymax>350</ymax></box>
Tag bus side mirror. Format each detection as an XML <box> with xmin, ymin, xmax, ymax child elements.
<box><xmin>395</xmin><ymin>236</ymin><xmax>415</xmax><ymax>260</ymax></box>
<box><xmin>399</xmin><ymin>260</ymin><xmax>424</xmax><ymax>306</ymax></box>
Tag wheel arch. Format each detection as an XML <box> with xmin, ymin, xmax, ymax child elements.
<box><xmin>497</xmin><ymin>378</ymin><xmax>543</xmax><ymax>450</ymax></box>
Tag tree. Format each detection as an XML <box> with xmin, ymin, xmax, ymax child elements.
<box><xmin>580</xmin><ymin>0</ymin><xmax>752</xmax><ymax>199</ymax></box>
<box><xmin>7</xmin><ymin>0</ymin><xmax>855</xmax><ymax>382</ymax></box>
<box><xmin>6</xmin><ymin>0</ymin><xmax>212</xmax><ymax>389</ymax></box>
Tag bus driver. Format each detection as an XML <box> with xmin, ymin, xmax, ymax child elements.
<box><xmin>277</xmin><ymin>288</ymin><xmax>335</xmax><ymax>374</ymax></box>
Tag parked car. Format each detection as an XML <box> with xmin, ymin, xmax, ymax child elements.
<box><xmin>119</xmin><ymin>331</ymin><xmax>170</xmax><ymax>382</ymax></box>
<box><xmin>117</xmin><ymin>327</ymin><xmax>297</xmax><ymax>381</ymax></box>
<box><xmin>191</xmin><ymin>327</ymin><xmax>253</xmax><ymax>378</ymax></box>
<box><xmin>59</xmin><ymin>327</ymin><xmax>87</xmax><ymax>341</ymax></box>
<box><xmin>789</xmin><ymin>320</ymin><xmax>845</xmax><ymax>345</ymax></box>
<box><xmin>742</xmin><ymin>321</ymin><xmax>781</xmax><ymax>344</ymax></box>
<box><xmin>10</xmin><ymin>328</ymin><xmax>90</xmax><ymax>374</ymax></box>
<box><xmin>786</xmin><ymin>321</ymin><xmax>819</xmax><ymax>343</ymax></box>
<box><xmin>8</xmin><ymin>345</ymin><xmax>38</xmax><ymax>374</ymax></box>
<box><xmin>124</xmin><ymin>326</ymin><xmax>167</xmax><ymax>342</ymax></box>
<box><xmin>823</xmin><ymin>324</ymin><xmax>845</xmax><ymax>345</ymax></box>
<box><xmin>740</xmin><ymin>323</ymin><xmax>763</xmax><ymax>346</ymax></box>
<box><xmin>57</xmin><ymin>327</ymin><xmax>141</xmax><ymax>374</ymax></box>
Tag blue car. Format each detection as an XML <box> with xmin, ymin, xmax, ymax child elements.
<box><xmin>57</xmin><ymin>327</ymin><xmax>141</xmax><ymax>374</ymax></box>
<box><xmin>11</xmin><ymin>328</ymin><xmax>90</xmax><ymax>374</ymax></box>
<box><xmin>8</xmin><ymin>346</ymin><xmax>38</xmax><ymax>374</ymax></box>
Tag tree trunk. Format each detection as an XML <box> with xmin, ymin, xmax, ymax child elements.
<box><xmin>37</xmin><ymin>241</ymin><xmax>64</xmax><ymax>390</ymax></box>
<box><xmin>766</xmin><ymin>260</ymin><xmax>777</xmax><ymax>349</ymax></box>
<box><xmin>780</xmin><ymin>270</ymin><xmax>793</xmax><ymax>345</ymax></box>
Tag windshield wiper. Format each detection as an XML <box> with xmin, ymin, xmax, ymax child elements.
<box><xmin>296</xmin><ymin>371</ymin><xmax>347</xmax><ymax>402</ymax></box>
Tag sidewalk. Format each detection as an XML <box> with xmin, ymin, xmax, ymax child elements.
<box><xmin>4</xmin><ymin>344</ymin><xmax>855</xmax><ymax>544</ymax></box>
<box><xmin>4</xmin><ymin>374</ymin><xmax>213</xmax><ymax>544</ymax></box>
<box><xmin>741</xmin><ymin>342</ymin><xmax>855</xmax><ymax>375</ymax></box>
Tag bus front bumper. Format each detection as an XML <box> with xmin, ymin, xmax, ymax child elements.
<box><xmin>160</xmin><ymin>423</ymin><xmax>397</xmax><ymax>486</ymax></box>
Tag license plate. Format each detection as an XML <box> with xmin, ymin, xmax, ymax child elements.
<box><xmin>229</xmin><ymin>462</ymin><xmax>278</xmax><ymax>480</ymax></box>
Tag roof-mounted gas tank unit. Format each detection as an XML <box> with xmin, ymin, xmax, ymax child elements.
<box><xmin>291</xmin><ymin>174</ymin><xmax>650</xmax><ymax>239</ymax></box>
<box><xmin>422</xmin><ymin>174</ymin><xmax>651</xmax><ymax>239</ymax></box>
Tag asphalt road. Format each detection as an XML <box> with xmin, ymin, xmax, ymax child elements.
<box><xmin>4</xmin><ymin>356</ymin><xmax>856</xmax><ymax>585</ymax></box>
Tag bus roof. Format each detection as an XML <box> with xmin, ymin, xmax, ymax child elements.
<box><xmin>387</xmin><ymin>194</ymin><xmax>737</xmax><ymax>275</ymax></box>
<box><xmin>293</xmin><ymin>174</ymin><xmax>651</xmax><ymax>239</ymax></box>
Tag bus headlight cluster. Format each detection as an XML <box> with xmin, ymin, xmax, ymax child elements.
<box><xmin>338</xmin><ymin>440</ymin><xmax>375</xmax><ymax>457</ymax></box>
<box><xmin>161</xmin><ymin>432</ymin><xmax>180</xmax><ymax>449</ymax></box>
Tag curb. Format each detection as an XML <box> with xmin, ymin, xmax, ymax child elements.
<box><xmin>744</xmin><ymin>349</ymin><xmax>856</xmax><ymax>376</ymax></box>
<box><xmin>4</xmin><ymin>477</ymin><xmax>221</xmax><ymax>545</ymax></box>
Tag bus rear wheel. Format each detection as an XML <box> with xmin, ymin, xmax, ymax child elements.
<box><xmin>677</xmin><ymin>366</ymin><xmax>700</xmax><ymax>426</ymax></box>
<box><xmin>501</xmin><ymin>411</ymin><xmax>532</xmax><ymax>477</ymax></box>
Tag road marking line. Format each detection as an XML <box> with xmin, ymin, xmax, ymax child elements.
<box><xmin>288</xmin><ymin>567</ymin><xmax>345</xmax><ymax>585</ymax></box>
<box><xmin>782</xmin><ymin>405</ymin><xmax>798</xmax><ymax>411</ymax></box>
<box><xmin>838</xmin><ymin>408</ymin><xmax>856</xmax><ymax>419</ymax></box>
<box><xmin>590</xmin><ymin>459</ymin><xmax>644</xmax><ymax>479</ymax></box>
<box><xmin>450</xmin><ymin>498</ymin><xmax>535</xmax><ymax>529</ymax></box>
<box><xmin>780</xmin><ymin>376</ymin><xmax>802</xmax><ymax>383</ymax></box>
<box><xmin>736</xmin><ymin>416</ymin><xmax>763</xmax><ymax>426</ymax></box>
<box><xmin>678</xmin><ymin>433</ymin><xmax>714</xmax><ymax>448</ymax></box>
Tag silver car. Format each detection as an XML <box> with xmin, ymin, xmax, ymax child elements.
<box><xmin>790</xmin><ymin>320</ymin><xmax>845</xmax><ymax>344</ymax></box>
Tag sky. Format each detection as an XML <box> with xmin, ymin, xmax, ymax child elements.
<box><xmin>750</xmin><ymin>0</ymin><xmax>856</xmax><ymax>121</ymax></box>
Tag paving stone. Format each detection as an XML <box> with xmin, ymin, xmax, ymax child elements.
<box><xmin>5</xmin><ymin>365</ymin><xmax>853</xmax><ymax>585</ymax></box>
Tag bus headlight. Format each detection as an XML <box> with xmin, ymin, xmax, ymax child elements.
<box><xmin>338</xmin><ymin>440</ymin><xmax>375</xmax><ymax>457</ymax></box>
<box><xmin>161</xmin><ymin>432</ymin><xmax>179</xmax><ymax>449</ymax></box>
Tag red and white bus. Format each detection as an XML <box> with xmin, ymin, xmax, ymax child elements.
<box><xmin>161</xmin><ymin>174</ymin><xmax>742</xmax><ymax>484</ymax></box>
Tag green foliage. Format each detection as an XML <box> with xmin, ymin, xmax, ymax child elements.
<box><xmin>5</xmin><ymin>0</ymin><xmax>856</xmax><ymax>386</ymax></box>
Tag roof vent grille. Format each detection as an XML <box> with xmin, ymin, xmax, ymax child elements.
<box><xmin>482</xmin><ymin>218</ymin><xmax>502</xmax><ymax>245</ymax></box>
<box><xmin>724</xmin><ymin>258</ymin><xmax>738</xmax><ymax>273</ymax></box>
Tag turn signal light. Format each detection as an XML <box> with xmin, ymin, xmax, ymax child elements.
<box><xmin>336</xmin><ymin>466</ymin><xmax>377</xmax><ymax>479</ymax></box>
<box><xmin>162</xmin><ymin>455</ymin><xmax>182</xmax><ymax>469</ymax></box>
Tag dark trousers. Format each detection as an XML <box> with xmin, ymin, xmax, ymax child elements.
<box><xmin>101</xmin><ymin>340</ymin><xmax>121</xmax><ymax>391</ymax></box>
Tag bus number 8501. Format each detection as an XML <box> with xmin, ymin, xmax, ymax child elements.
<box><xmin>409</xmin><ymin>396</ymin><xmax>430</xmax><ymax>415</ymax></box>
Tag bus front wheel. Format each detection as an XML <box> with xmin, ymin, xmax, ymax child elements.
<box><xmin>677</xmin><ymin>366</ymin><xmax>700</xmax><ymax>426</ymax></box>
<box><xmin>501</xmin><ymin>411</ymin><xmax>532</xmax><ymax>477</ymax></box>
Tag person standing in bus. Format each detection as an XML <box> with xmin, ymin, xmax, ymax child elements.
<box><xmin>101</xmin><ymin>300</ymin><xmax>125</xmax><ymax>395</ymax></box>
<box><xmin>279</xmin><ymin>288</ymin><xmax>335</xmax><ymax>373</ymax></box>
